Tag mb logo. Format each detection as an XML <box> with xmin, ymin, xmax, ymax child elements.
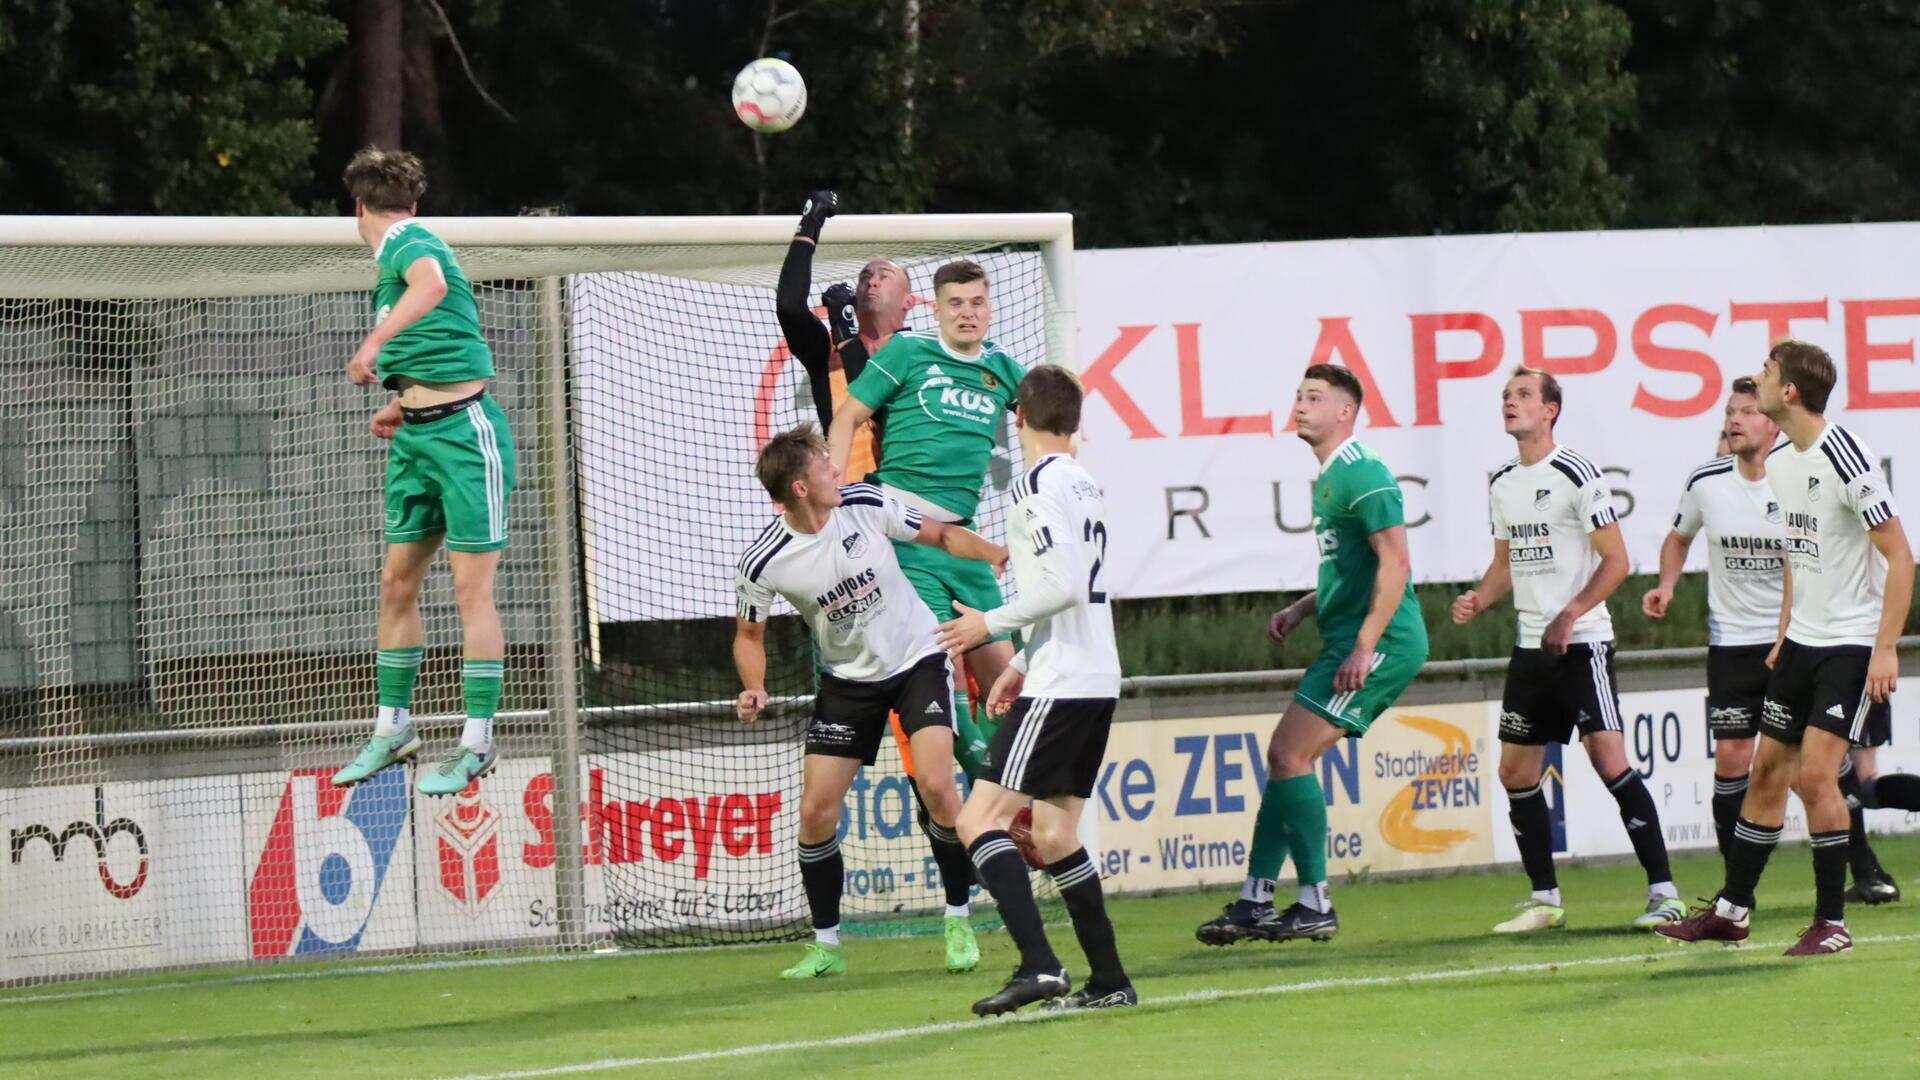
<box><xmin>8</xmin><ymin>785</ymin><xmax>150</xmax><ymax>900</ymax></box>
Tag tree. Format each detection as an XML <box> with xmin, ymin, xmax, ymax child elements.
<box><xmin>0</xmin><ymin>0</ymin><xmax>344</xmax><ymax>214</ymax></box>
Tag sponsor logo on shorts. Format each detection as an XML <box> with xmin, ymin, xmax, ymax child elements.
<box><xmin>1762</xmin><ymin>699</ymin><xmax>1793</xmax><ymax>728</ymax></box>
<box><xmin>1709</xmin><ymin>705</ymin><xmax>1751</xmax><ymax>723</ymax></box>
<box><xmin>809</xmin><ymin>721</ymin><xmax>858</xmax><ymax>747</ymax></box>
<box><xmin>923</xmin><ymin>701</ymin><xmax>944</xmax><ymax>715</ymax></box>
<box><xmin>1825</xmin><ymin>703</ymin><xmax>1846</xmax><ymax>719</ymax></box>
<box><xmin>1499</xmin><ymin>710</ymin><xmax>1531</xmax><ymax>735</ymax></box>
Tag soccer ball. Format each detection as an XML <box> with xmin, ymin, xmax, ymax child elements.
<box><xmin>731</xmin><ymin>58</ymin><xmax>807</xmax><ymax>134</ymax></box>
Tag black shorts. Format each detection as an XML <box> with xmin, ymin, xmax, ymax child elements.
<box><xmin>983</xmin><ymin>696</ymin><xmax>1116</xmax><ymax>800</ymax></box>
<box><xmin>1706</xmin><ymin>644</ymin><xmax>1772</xmax><ymax>740</ymax></box>
<box><xmin>1499</xmin><ymin>643</ymin><xmax>1621</xmax><ymax>746</ymax></box>
<box><xmin>1761</xmin><ymin>639</ymin><xmax>1892</xmax><ymax>748</ymax></box>
<box><xmin>806</xmin><ymin>652</ymin><xmax>955</xmax><ymax>765</ymax></box>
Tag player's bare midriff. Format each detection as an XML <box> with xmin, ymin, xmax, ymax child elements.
<box><xmin>393</xmin><ymin>376</ymin><xmax>487</xmax><ymax>409</ymax></box>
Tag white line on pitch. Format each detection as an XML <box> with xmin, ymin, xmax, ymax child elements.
<box><xmin>439</xmin><ymin>932</ymin><xmax>1920</xmax><ymax>1080</ymax></box>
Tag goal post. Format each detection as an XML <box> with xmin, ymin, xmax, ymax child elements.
<box><xmin>0</xmin><ymin>211</ymin><xmax>1075</xmax><ymax>984</ymax></box>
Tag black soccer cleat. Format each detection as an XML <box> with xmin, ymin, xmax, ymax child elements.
<box><xmin>1844</xmin><ymin>871</ymin><xmax>1901</xmax><ymax>906</ymax></box>
<box><xmin>1267</xmin><ymin>902</ymin><xmax>1339</xmax><ymax>942</ymax></box>
<box><xmin>1195</xmin><ymin>900</ymin><xmax>1279</xmax><ymax>946</ymax></box>
<box><xmin>971</xmin><ymin>967</ymin><xmax>1070</xmax><ymax>1017</ymax></box>
<box><xmin>1041</xmin><ymin>984</ymin><xmax>1138</xmax><ymax>1011</ymax></box>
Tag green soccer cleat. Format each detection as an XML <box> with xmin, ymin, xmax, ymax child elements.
<box><xmin>331</xmin><ymin>729</ymin><xmax>422</xmax><ymax>788</ymax></box>
<box><xmin>416</xmin><ymin>745</ymin><xmax>497</xmax><ymax>797</ymax></box>
<box><xmin>944</xmin><ymin>915</ymin><xmax>981</xmax><ymax>973</ymax></box>
<box><xmin>1632</xmin><ymin>895</ymin><xmax>1689</xmax><ymax>930</ymax></box>
<box><xmin>780</xmin><ymin>941</ymin><xmax>846</xmax><ymax>979</ymax></box>
<box><xmin>1493</xmin><ymin>898</ymin><xmax>1567</xmax><ymax>934</ymax></box>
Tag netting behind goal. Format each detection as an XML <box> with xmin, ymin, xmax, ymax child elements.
<box><xmin>0</xmin><ymin>218</ymin><xmax>1069</xmax><ymax>984</ymax></box>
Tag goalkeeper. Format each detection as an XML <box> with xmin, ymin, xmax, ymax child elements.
<box><xmin>330</xmin><ymin>148</ymin><xmax>513</xmax><ymax>798</ymax></box>
<box><xmin>827</xmin><ymin>258</ymin><xmax>1025</xmax><ymax>779</ymax></box>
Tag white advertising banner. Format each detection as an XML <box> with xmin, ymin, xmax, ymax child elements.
<box><xmin>1074</xmin><ymin>223</ymin><xmax>1920</xmax><ymax>599</ymax></box>
<box><xmin>2</xmin><ymin>776</ymin><xmax>248</xmax><ymax>979</ymax></box>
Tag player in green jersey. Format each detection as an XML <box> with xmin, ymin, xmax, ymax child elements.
<box><xmin>826</xmin><ymin>260</ymin><xmax>1027</xmax><ymax>777</ymax></box>
<box><xmin>1196</xmin><ymin>364</ymin><xmax>1428</xmax><ymax>948</ymax></box>
<box><xmin>330</xmin><ymin>148</ymin><xmax>516</xmax><ymax>798</ymax></box>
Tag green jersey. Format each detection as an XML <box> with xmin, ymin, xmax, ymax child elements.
<box><xmin>372</xmin><ymin>219</ymin><xmax>493</xmax><ymax>389</ymax></box>
<box><xmin>846</xmin><ymin>329</ymin><xmax>1025</xmax><ymax>521</ymax></box>
<box><xmin>1312</xmin><ymin>438</ymin><xmax>1426</xmax><ymax>651</ymax></box>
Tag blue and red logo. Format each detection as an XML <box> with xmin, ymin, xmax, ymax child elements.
<box><xmin>248</xmin><ymin>768</ymin><xmax>409</xmax><ymax>958</ymax></box>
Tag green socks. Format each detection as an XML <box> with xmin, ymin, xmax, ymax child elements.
<box><xmin>1246</xmin><ymin>774</ymin><xmax>1330</xmax><ymax>886</ymax></box>
<box><xmin>374</xmin><ymin>647</ymin><xmax>425</xmax><ymax>735</ymax></box>
<box><xmin>461</xmin><ymin>658</ymin><xmax>503</xmax><ymax>753</ymax></box>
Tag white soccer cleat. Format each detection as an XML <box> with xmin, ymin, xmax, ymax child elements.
<box><xmin>1631</xmin><ymin>895</ymin><xmax>1689</xmax><ymax>930</ymax></box>
<box><xmin>1493</xmin><ymin>898</ymin><xmax>1567</xmax><ymax>934</ymax></box>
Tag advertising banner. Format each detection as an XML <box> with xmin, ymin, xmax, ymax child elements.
<box><xmin>1075</xmin><ymin>224</ymin><xmax>1920</xmax><ymax>599</ymax></box>
<box><xmin>2</xmin><ymin>775</ymin><xmax>247</xmax><ymax>979</ymax></box>
<box><xmin>1090</xmin><ymin>702</ymin><xmax>1496</xmax><ymax>894</ymax></box>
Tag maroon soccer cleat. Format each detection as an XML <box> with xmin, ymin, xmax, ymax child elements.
<box><xmin>1782</xmin><ymin>919</ymin><xmax>1852</xmax><ymax>957</ymax></box>
<box><xmin>1653</xmin><ymin>900</ymin><xmax>1750</xmax><ymax>944</ymax></box>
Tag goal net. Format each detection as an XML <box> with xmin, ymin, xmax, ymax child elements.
<box><xmin>0</xmin><ymin>213</ymin><xmax>1075</xmax><ymax>984</ymax></box>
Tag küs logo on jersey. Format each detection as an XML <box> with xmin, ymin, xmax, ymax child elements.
<box><xmin>248</xmin><ymin>769</ymin><xmax>408</xmax><ymax>957</ymax></box>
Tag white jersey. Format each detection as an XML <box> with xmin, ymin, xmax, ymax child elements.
<box><xmin>1670</xmin><ymin>456</ymin><xmax>1786</xmax><ymax>646</ymax></box>
<box><xmin>1766</xmin><ymin>423</ymin><xmax>1898</xmax><ymax>648</ymax></box>
<box><xmin>983</xmin><ymin>453</ymin><xmax>1121</xmax><ymax>698</ymax></box>
<box><xmin>735</xmin><ymin>484</ymin><xmax>939</xmax><ymax>682</ymax></box>
<box><xmin>1488</xmin><ymin>445</ymin><xmax>1618</xmax><ymax>649</ymax></box>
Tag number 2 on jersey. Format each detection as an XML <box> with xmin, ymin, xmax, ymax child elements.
<box><xmin>1084</xmin><ymin>519</ymin><xmax>1108</xmax><ymax>603</ymax></box>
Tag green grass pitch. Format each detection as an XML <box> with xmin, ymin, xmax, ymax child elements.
<box><xmin>6</xmin><ymin>836</ymin><xmax>1919</xmax><ymax>1079</ymax></box>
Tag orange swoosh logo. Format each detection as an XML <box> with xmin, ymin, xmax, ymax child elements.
<box><xmin>1379</xmin><ymin>714</ymin><xmax>1478</xmax><ymax>855</ymax></box>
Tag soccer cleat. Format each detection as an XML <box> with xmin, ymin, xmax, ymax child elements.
<box><xmin>971</xmin><ymin>966</ymin><xmax>1070</xmax><ymax>1016</ymax></box>
<box><xmin>1040</xmin><ymin>984</ymin><xmax>1138</xmax><ymax>1011</ymax></box>
<box><xmin>779</xmin><ymin>941</ymin><xmax>846</xmax><ymax>979</ymax></box>
<box><xmin>330</xmin><ymin>729</ymin><xmax>422</xmax><ymax>788</ymax></box>
<box><xmin>1631</xmin><ymin>896</ymin><xmax>1689</xmax><ymax>930</ymax></box>
<box><xmin>1782</xmin><ymin>919</ymin><xmax>1852</xmax><ymax>957</ymax></box>
<box><xmin>1844</xmin><ymin>872</ymin><xmax>1900</xmax><ymax>906</ymax></box>
<box><xmin>944</xmin><ymin>915</ymin><xmax>981</xmax><ymax>973</ymax></box>
<box><xmin>416</xmin><ymin>745</ymin><xmax>497</xmax><ymax>797</ymax></box>
<box><xmin>1653</xmin><ymin>899</ymin><xmax>1750</xmax><ymax>944</ymax></box>
<box><xmin>1266</xmin><ymin>903</ymin><xmax>1339</xmax><ymax>942</ymax></box>
<box><xmin>1195</xmin><ymin>900</ymin><xmax>1279</xmax><ymax>946</ymax></box>
<box><xmin>1492</xmin><ymin>898</ymin><xmax>1567</xmax><ymax>934</ymax></box>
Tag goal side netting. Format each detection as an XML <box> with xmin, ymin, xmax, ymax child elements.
<box><xmin>0</xmin><ymin>214</ymin><xmax>1074</xmax><ymax>985</ymax></box>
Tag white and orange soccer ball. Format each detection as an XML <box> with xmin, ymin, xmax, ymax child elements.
<box><xmin>731</xmin><ymin>58</ymin><xmax>807</xmax><ymax>134</ymax></box>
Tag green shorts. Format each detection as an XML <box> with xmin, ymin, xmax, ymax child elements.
<box><xmin>383</xmin><ymin>394</ymin><xmax>516</xmax><ymax>552</ymax></box>
<box><xmin>892</xmin><ymin>538</ymin><xmax>1010</xmax><ymax>644</ymax></box>
<box><xmin>1292</xmin><ymin>639</ymin><xmax>1427</xmax><ymax>736</ymax></box>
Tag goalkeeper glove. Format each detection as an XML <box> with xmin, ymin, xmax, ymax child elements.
<box><xmin>822</xmin><ymin>281</ymin><xmax>858</xmax><ymax>346</ymax></box>
<box><xmin>796</xmin><ymin>190</ymin><xmax>839</xmax><ymax>243</ymax></box>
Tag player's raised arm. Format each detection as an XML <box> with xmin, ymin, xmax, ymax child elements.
<box><xmin>348</xmin><ymin>256</ymin><xmax>448</xmax><ymax>384</ymax></box>
<box><xmin>775</xmin><ymin>192</ymin><xmax>840</xmax><ymax>428</ymax></box>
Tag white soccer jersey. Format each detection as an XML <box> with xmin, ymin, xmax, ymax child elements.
<box><xmin>1670</xmin><ymin>456</ymin><xmax>1786</xmax><ymax>646</ymax></box>
<box><xmin>735</xmin><ymin>484</ymin><xmax>939</xmax><ymax>682</ymax></box>
<box><xmin>983</xmin><ymin>453</ymin><xmax>1121</xmax><ymax>698</ymax></box>
<box><xmin>1488</xmin><ymin>445</ymin><xmax>1618</xmax><ymax>649</ymax></box>
<box><xmin>1766</xmin><ymin>423</ymin><xmax>1899</xmax><ymax>648</ymax></box>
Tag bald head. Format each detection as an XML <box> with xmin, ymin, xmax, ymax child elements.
<box><xmin>856</xmin><ymin>258</ymin><xmax>910</xmax><ymax>332</ymax></box>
